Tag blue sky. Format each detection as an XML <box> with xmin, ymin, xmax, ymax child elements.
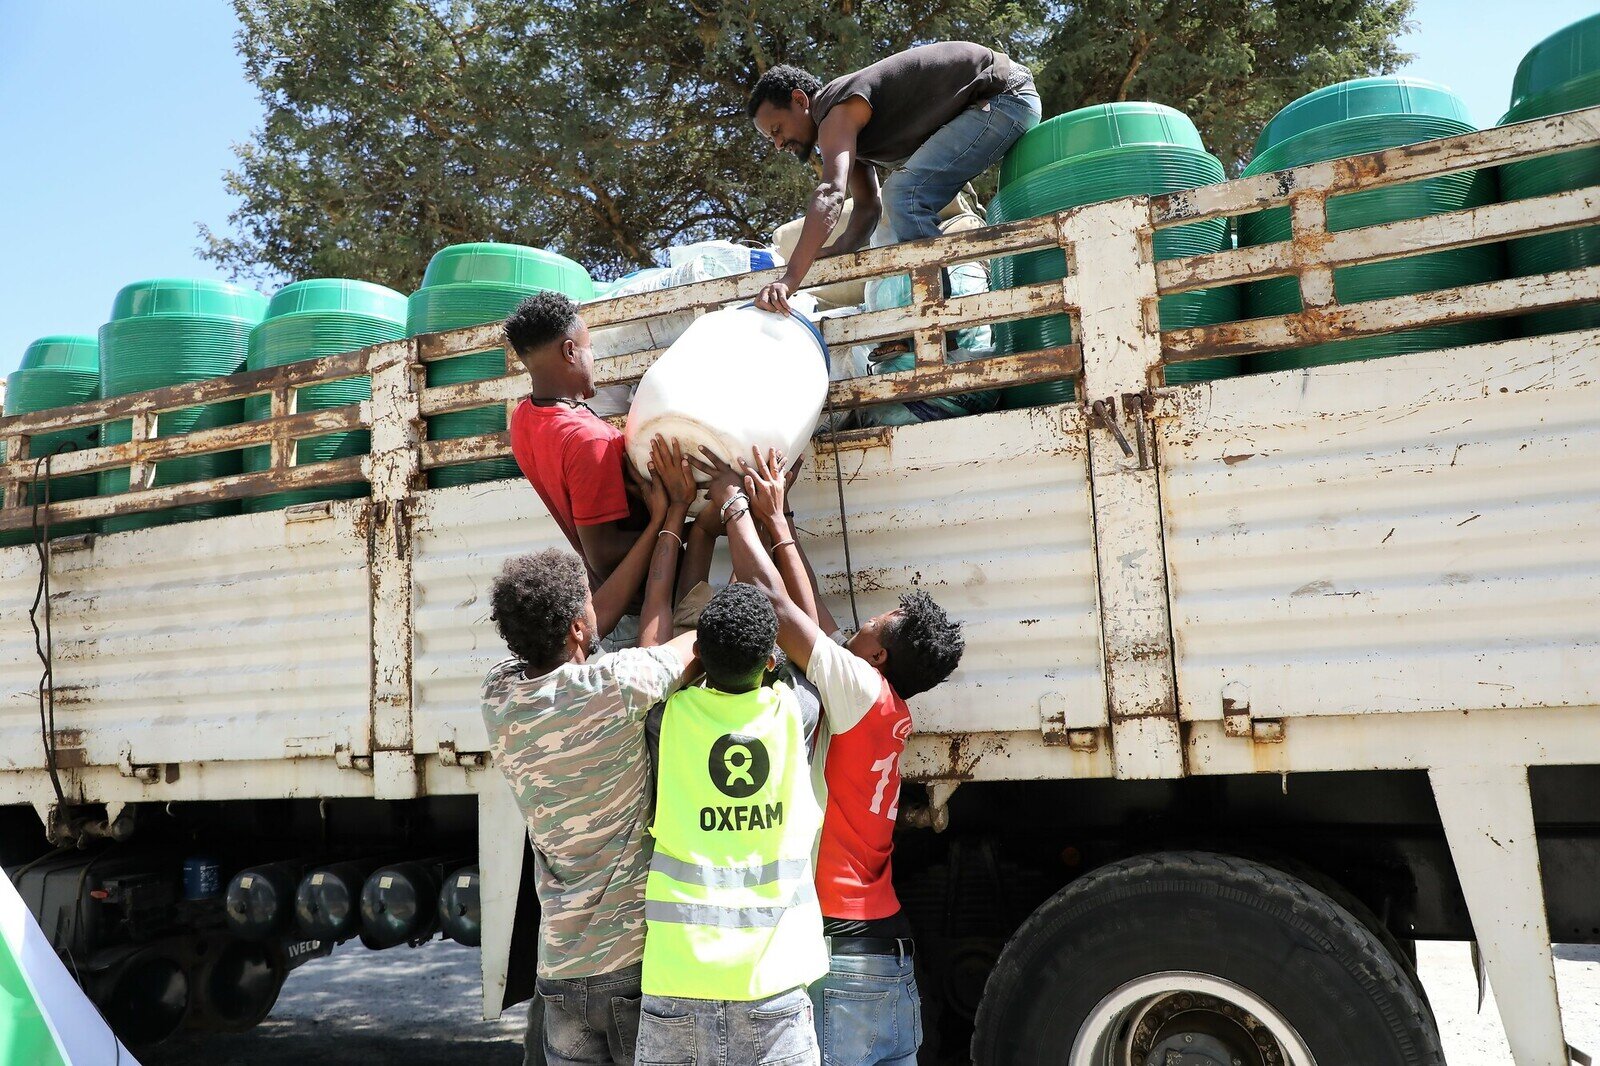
<box><xmin>1</xmin><ymin>0</ymin><xmax>1595</xmax><ymax>378</ymax></box>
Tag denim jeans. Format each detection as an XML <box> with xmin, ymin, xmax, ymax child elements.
<box><xmin>531</xmin><ymin>963</ymin><xmax>642</xmax><ymax>1066</ymax></box>
<box><xmin>637</xmin><ymin>987</ymin><xmax>819</xmax><ymax>1065</ymax></box>
<box><xmin>808</xmin><ymin>951</ymin><xmax>921</xmax><ymax>1066</ymax></box>
<box><xmin>880</xmin><ymin>71</ymin><xmax>1043</xmax><ymax>245</ymax></box>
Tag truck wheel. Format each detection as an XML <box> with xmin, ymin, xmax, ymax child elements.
<box><xmin>970</xmin><ymin>851</ymin><xmax>1443</xmax><ymax>1066</ymax></box>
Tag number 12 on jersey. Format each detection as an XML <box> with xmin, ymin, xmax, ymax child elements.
<box><xmin>868</xmin><ymin>753</ymin><xmax>900</xmax><ymax>819</ymax></box>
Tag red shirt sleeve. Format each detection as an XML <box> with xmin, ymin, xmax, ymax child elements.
<box><xmin>562</xmin><ymin>425</ymin><xmax>631</xmax><ymax>526</ymax></box>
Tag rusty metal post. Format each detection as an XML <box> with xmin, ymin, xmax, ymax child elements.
<box><xmin>1288</xmin><ymin>193</ymin><xmax>1338</xmax><ymax>310</ymax></box>
<box><xmin>365</xmin><ymin>338</ymin><xmax>423</xmax><ymax>799</ymax></box>
<box><xmin>126</xmin><ymin>413</ymin><xmax>157</xmax><ymax>491</ymax></box>
<box><xmin>0</xmin><ymin>432</ymin><xmax>25</xmax><ymax>511</ymax></box>
<box><xmin>268</xmin><ymin>386</ymin><xmax>298</xmax><ymax>471</ymax></box>
<box><xmin>1068</xmin><ymin>198</ymin><xmax>1186</xmax><ymax>781</ymax></box>
<box><xmin>908</xmin><ymin>264</ymin><xmax>945</xmax><ymax>367</ymax></box>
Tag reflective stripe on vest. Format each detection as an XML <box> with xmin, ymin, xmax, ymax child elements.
<box><xmin>641</xmin><ymin>682</ymin><xmax>828</xmax><ymax>1001</ymax></box>
<box><xmin>650</xmin><ymin>853</ymin><xmax>812</xmax><ymax>890</ymax></box>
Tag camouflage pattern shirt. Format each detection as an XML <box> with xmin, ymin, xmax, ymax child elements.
<box><xmin>481</xmin><ymin>647</ymin><xmax>684</xmax><ymax>978</ymax></box>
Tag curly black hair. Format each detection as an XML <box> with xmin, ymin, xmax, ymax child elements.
<box><xmin>880</xmin><ymin>590</ymin><xmax>964</xmax><ymax>698</ymax></box>
<box><xmin>503</xmin><ymin>290</ymin><xmax>579</xmax><ymax>359</ymax></box>
<box><xmin>696</xmin><ymin>583</ymin><xmax>778</xmax><ymax>693</ymax></box>
<box><xmin>746</xmin><ymin>64</ymin><xmax>823</xmax><ymax>119</ymax></box>
<box><xmin>489</xmin><ymin>549</ymin><xmax>588</xmax><ymax>671</ymax></box>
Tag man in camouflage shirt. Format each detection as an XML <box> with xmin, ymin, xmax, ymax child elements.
<box><xmin>483</xmin><ymin>437</ymin><xmax>698</xmax><ymax>1066</ymax></box>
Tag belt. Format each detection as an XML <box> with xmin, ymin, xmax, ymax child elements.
<box><xmin>829</xmin><ymin>936</ymin><xmax>915</xmax><ymax>959</ymax></box>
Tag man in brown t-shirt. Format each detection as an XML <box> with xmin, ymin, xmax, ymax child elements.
<box><xmin>748</xmin><ymin>42</ymin><xmax>1041</xmax><ymax>314</ymax></box>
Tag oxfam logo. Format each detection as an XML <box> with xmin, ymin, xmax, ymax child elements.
<box><xmin>708</xmin><ymin>734</ymin><xmax>771</xmax><ymax>798</ymax></box>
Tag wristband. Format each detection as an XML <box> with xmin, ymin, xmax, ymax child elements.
<box><xmin>658</xmin><ymin>529</ymin><xmax>685</xmax><ymax>550</ymax></box>
<box><xmin>724</xmin><ymin>502</ymin><xmax>752</xmax><ymax>525</ymax></box>
<box><xmin>770</xmin><ymin>538</ymin><xmax>797</xmax><ymax>554</ymax></box>
<box><xmin>719</xmin><ymin>491</ymin><xmax>749</xmax><ymax>521</ymax></box>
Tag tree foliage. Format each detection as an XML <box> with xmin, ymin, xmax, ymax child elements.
<box><xmin>202</xmin><ymin>0</ymin><xmax>1413</xmax><ymax>290</ymax></box>
<box><xmin>1035</xmin><ymin>0</ymin><xmax>1416</xmax><ymax>171</ymax></box>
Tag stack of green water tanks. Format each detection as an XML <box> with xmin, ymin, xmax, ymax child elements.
<box><xmin>98</xmin><ymin>279</ymin><xmax>268</xmax><ymax>531</ymax></box>
<box><xmin>1239</xmin><ymin>77</ymin><xmax>1504</xmax><ymax>370</ymax></box>
<box><xmin>407</xmin><ymin>243</ymin><xmax>595</xmax><ymax>487</ymax></box>
<box><xmin>0</xmin><ymin>337</ymin><xmax>101</xmax><ymax>547</ymax></box>
<box><xmin>988</xmin><ymin>102</ymin><xmax>1240</xmax><ymax>406</ymax></box>
<box><xmin>241</xmin><ymin>279</ymin><xmax>408</xmax><ymax>511</ymax></box>
<box><xmin>1499</xmin><ymin>12</ymin><xmax>1600</xmax><ymax>336</ymax></box>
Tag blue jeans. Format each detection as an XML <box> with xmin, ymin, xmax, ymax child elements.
<box><xmin>637</xmin><ymin>987</ymin><xmax>819</xmax><ymax>1065</ymax></box>
<box><xmin>880</xmin><ymin>73</ymin><xmax>1043</xmax><ymax>245</ymax></box>
<box><xmin>808</xmin><ymin>951</ymin><xmax>922</xmax><ymax>1066</ymax></box>
<box><xmin>532</xmin><ymin>964</ymin><xmax>642</xmax><ymax>1066</ymax></box>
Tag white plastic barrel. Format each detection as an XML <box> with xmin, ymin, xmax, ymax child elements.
<box><xmin>624</xmin><ymin>305</ymin><xmax>830</xmax><ymax>486</ymax></box>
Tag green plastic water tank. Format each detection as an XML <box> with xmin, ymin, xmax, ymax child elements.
<box><xmin>0</xmin><ymin>336</ymin><xmax>100</xmax><ymax>546</ymax></box>
<box><xmin>1499</xmin><ymin>12</ymin><xmax>1600</xmax><ymax>336</ymax></box>
<box><xmin>241</xmin><ymin>279</ymin><xmax>408</xmax><ymax>512</ymax></box>
<box><xmin>1239</xmin><ymin>78</ymin><xmax>1504</xmax><ymax>371</ymax></box>
<box><xmin>987</xmin><ymin>103</ymin><xmax>1241</xmax><ymax>408</ymax></box>
<box><xmin>97</xmin><ymin>279</ymin><xmax>268</xmax><ymax>531</ymax></box>
<box><xmin>408</xmin><ymin>243</ymin><xmax>595</xmax><ymax>487</ymax></box>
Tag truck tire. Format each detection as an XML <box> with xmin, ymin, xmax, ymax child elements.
<box><xmin>970</xmin><ymin>851</ymin><xmax>1444</xmax><ymax>1066</ymax></box>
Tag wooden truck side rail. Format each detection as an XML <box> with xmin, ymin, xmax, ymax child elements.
<box><xmin>1</xmin><ymin>104</ymin><xmax>1597</xmax><ymax>534</ymax></box>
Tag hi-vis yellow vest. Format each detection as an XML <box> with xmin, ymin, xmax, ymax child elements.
<box><xmin>642</xmin><ymin>681</ymin><xmax>827</xmax><ymax>1001</ymax></box>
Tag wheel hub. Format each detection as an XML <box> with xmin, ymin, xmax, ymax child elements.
<box><xmin>1071</xmin><ymin>972</ymin><xmax>1317</xmax><ymax>1066</ymax></box>
<box><xmin>1134</xmin><ymin>992</ymin><xmax>1275</xmax><ymax>1066</ymax></box>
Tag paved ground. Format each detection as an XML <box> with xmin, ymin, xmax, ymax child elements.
<box><xmin>148</xmin><ymin>939</ymin><xmax>1600</xmax><ymax>1064</ymax></box>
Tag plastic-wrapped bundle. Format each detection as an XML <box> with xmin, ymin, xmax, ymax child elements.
<box><xmin>854</xmin><ymin>259</ymin><xmax>1001</xmax><ymax>427</ymax></box>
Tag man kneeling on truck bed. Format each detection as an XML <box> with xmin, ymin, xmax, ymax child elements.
<box><xmin>481</xmin><ymin>437</ymin><xmax>698</xmax><ymax>1066</ymax></box>
<box><xmin>699</xmin><ymin>446</ymin><xmax>966</xmax><ymax>1065</ymax></box>
<box><xmin>748</xmin><ymin>42</ymin><xmax>1040</xmax><ymax>314</ymax></box>
<box><xmin>504</xmin><ymin>291</ymin><xmax>654</xmax><ymax>648</ymax></box>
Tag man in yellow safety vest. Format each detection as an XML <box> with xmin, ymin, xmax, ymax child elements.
<box><xmin>635</xmin><ymin>580</ymin><xmax>827</xmax><ymax>1065</ymax></box>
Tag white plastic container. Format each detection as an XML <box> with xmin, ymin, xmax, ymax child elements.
<box><xmin>625</xmin><ymin>305</ymin><xmax>830</xmax><ymax>486</ymax></box>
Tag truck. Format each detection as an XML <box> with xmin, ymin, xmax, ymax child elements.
<box><xmin>2</xmin><ymin>104</ymin><xmax>1598</xmax><ymax>1065</ymax></box>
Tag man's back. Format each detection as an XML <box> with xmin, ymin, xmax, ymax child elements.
<box><xmin>642</xmin><ymin>679</ymin><xmax>827</xmax><ymax>1001</ymax></box>
<box><xmin>481</xmin><ymin>647</ymin><xmax>682</xmax><ymax>978</ymax></box>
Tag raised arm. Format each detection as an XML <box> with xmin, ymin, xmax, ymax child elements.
<box><xmin>692</xmin><ymin>448</ymin><xmax>825</xmax><ymax>671</ymax></box>
<box><xmin>678</xmin><ymin>497</ymin><xmax>723</xmax><ymax>603</ymax></box>
<box><xmin>638</xmin><ymin>438</ymin><xmax>695</xmax><ymax>648</ymax></box>
<box><xmin>590</xmin><ymin>437</ymin><xmax>671</xmax><ymax>637</ymax></box>
<box><xmin>742</xmin><ymin>447</ymin><xmax>818</xmax><ymax>626</ymax></box>
<box><xmin>757</xmin><ymin>97</ymin><xmax>873</xmax><ymax>314</ymax></box>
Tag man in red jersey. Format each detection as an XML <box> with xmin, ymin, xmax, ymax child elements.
<box><xmin>503</xmin><ymin>291</ymin><xmax>653</xmax><ymax>645</ymax></box>
<box><xmin>694</xmin><ymin>446</ymin><xmax>965</xmax><ymax>1066</ymax></box>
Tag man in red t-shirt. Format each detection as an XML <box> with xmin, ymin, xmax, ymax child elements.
<box><xmin>696</xmin><ymin>446</ymin><xmax>965</xmax><ymax>1066</ymax></box>
<box><xmin>504</xmin><ymin>292</ymin><xmax>653</xmax><ymax>643</ymax></box>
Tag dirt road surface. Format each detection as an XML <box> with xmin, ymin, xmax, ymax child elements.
<box><xmin>146</xmin><ymin>939</ymin><xmax>1600</xmax><ymax>1065</ymax></box>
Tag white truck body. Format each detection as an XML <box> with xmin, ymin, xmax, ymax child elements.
<box><xmin>3</xmin><ymin>106</ymin><xmax>1598</xmax><ymax>1064</ymax></box>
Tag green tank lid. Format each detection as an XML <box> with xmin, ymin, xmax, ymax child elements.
<box><xmin>417</xmin><ymin>242</ymin><xmax>595</xmax><ymax>298</ymax></box>
<box><xmin>1508</xmin><ymin>12</ymin><xmax>1600</xmax><ymax>114</ymax></box>
<box><xmin>262</xmin><ymin>278</ymin><xmax>409</xmax><ymax>323</ymax></box>
<box><xmin>19</xmin><ymin>335</ymin><xmax>98</xmax><ymax>373</ymax></box>
<box><xmin>999</xmin><ymin>102</ymin><xmax>1208</xmax><ymax>188</ymax></box>
<box><xmin>108</xmin><ymin>278</ymin><xmax>268</xmax><ymax>323</ymax></box>
<box><xmin>1255</xmin><ymin>77</ymin><xmax>1475</xmax><ymax>157</ymax></box>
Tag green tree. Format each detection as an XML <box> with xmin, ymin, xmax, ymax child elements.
<box><xmin>202</xmin><ymin>0</ymin><xmax>1413</xmax><ymax>289</ymax></box>
<box><xmin>1035</xmin><ymin>0</ymin><xmax>1416</xmax><ymax>172</ymax></box>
